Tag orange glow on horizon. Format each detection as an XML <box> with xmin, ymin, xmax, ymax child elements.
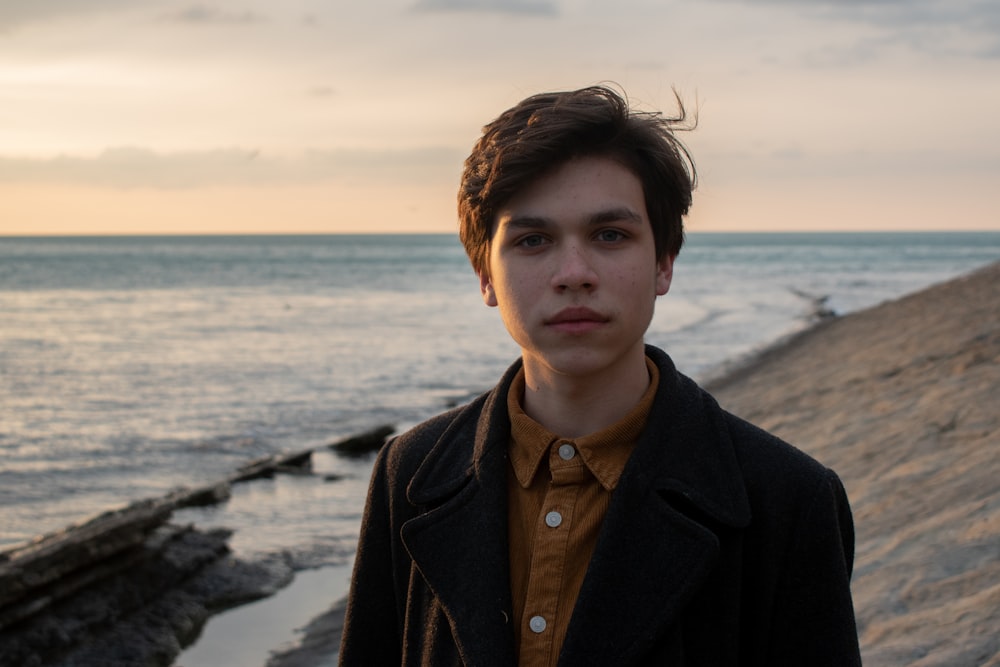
<box><xmin>2</xmin><ymin>178</ymin><xmax>997</xmax><ymax>236</ymax></box>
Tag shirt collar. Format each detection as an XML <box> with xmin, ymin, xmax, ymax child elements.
<box><xmin>507</xmin><ymin>358</ymin><xmax>659</xmax><ymax>491</ymax></box>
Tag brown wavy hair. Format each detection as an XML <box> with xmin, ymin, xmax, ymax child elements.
<box><xmin>458</xmin><ymin>85</ymin><xmax>697</xmax><ymax>276</ymax></box>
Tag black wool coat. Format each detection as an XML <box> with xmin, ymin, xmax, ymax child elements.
<box><xmin>339</xmin><ymin>346</ymin><xmax>861</xmax><ymax>666</ymax></box>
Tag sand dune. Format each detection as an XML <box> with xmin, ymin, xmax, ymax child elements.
<box><xmin>707</xmin><ymin>262</ymin><xmax>1000</xmax><ymax>666</ymax></box>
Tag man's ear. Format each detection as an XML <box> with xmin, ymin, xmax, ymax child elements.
<box><xmin>655</xmin><ymin>254</ymin><xmax>675</xmax><ymax>296</ymax></box>
<box><xmin>479</xmin><ymin>271</ymin><xmax>498</xmax><ymax>307</ymax></box>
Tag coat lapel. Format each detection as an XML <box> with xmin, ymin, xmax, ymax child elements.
<box><xmin>400</xmin><ymin>364</ymin><xmax>521</xmax><ymax>666</ymax></box>
<box><xmin>559</xmin><ymin>347</ymin><xmax>752</xmax><ymax>665</ymax></box>
<box><xmin>396</xmin><ymin>350</ymin><xmax>752</xmax><ymax>666</ymax></box>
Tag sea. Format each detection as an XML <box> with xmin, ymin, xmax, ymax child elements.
<box><xmin>1</xmin><ymin>232</ymin><xmax>998</xmax><ymax>661</ymax></box>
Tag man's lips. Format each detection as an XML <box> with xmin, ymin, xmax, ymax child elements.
<box><xmin>545</xmin><ymin>307</ymin><xmax>610</xmax><ymax>332</ymax></box>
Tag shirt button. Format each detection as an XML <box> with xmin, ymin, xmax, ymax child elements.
<box><xmin>545</xmin><ymin>511</ymin><xmax>562</xmax><ymax>528</ymax></box>
<box><xmin>558</xmin><ymin>443</ymin><xmax>576</xmax><ymax>460</ymax></box>
<box><xmin>529</xmin><ymin>615</ymin><xmax>547</xmax><ymax>633</ymax></box>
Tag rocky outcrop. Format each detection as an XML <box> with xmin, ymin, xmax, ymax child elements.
<box><xmin>0</xmin><ymin>425</ymin><xmax>390</xmax><ymax>667</ymax></box>
<box><xmin>328</xmin><ymin>424</ymin><xmax>395</xmax><ymax>457</ymax></box>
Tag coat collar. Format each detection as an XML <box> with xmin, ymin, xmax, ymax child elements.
<box><xmin>407</xmin><ymin>347</ymin><xmax>750</xmax><ymax>528</ymax></box>
<box><xmin>629</xmin><ymin>345</ymin><xmax>751</xmax><ymax>528</ymax></box>
<box><xmin>401</xmin><ymin>346</ymin><xmax>751</xmax><ymax>665</ymax></box>
<box><xmin>405</xmin><ymin>356</ymin><xmax>520</xmax><ymax>507</ymax></box>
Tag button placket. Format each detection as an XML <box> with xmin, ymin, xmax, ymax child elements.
<box><xmin>517</xmin><ymin>442</ymin><xmax>585</xmax><ymax>665</ymax></box>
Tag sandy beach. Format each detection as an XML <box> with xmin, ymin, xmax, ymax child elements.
<box><xmin>707</xmin><ymin>261</ymin><xmax>1000</xmax><ymax>666</ymax></box>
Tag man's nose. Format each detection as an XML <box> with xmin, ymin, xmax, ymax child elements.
<box><xmin>551</xmin><ymin>243</ymin><xmax>598</xmax><ymax>291</ymax></box>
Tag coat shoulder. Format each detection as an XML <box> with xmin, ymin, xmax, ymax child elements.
<box><xmin>379</xmin><ymin>393</ymin><xmax>488</xmax><ymax>483</ymax></box>
<box><xmin>720</xmin><ymin>408</ymin><xmax>845</xmax><ymax>505</ymax></box>
<box><xmin>723</xmin><ymin>408</ymin><xmax>835</xmax><ymax>479</ymax></box>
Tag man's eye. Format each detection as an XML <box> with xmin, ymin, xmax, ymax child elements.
<box><xmin>597</xmin><ymin>229</ymin><xmax>626</xmax><ymax>243</ymax></box>
<box><xmin>517</xmin><ymin>234</ymin><xmax>547</xmax><ymax>248</ymax></box>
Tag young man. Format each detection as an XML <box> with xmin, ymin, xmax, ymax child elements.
<box><xmin>339</xmin><ymin>86</ymin><xmax>861</xmax><ymax>666</ymax></box>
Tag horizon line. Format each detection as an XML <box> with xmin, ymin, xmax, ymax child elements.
<box><xmin>3</xmin><ymin>228</ymin><xmax>1000</xmax><ymax>239</ymax></box>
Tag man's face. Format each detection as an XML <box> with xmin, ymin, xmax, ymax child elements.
<box><xmin>479</xmin><ymin>155</ymin><xmax>673</xmax><ymax>384</ymax></box>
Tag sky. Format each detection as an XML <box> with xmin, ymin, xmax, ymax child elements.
<box><xmin>1</xmin><ymin>0</ymin><xmax>998</xmax><ymax>235</ymax></box>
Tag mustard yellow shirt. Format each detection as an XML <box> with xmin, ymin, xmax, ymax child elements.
<box><xmin>507</xmin><ymin>358</ymin><xmax>659</xmax><ymax>667</ymax></box>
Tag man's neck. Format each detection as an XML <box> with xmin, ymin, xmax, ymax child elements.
<box><xmin>520</xmin><ymin>350</ymin><xmax>652</xmax><ymax>439</ymax></box>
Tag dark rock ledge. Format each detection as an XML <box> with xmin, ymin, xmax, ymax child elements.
<box><xmin>0</xmin><ymin>424</ymin><xmax>394</xmax><ymax>667</ymax></box>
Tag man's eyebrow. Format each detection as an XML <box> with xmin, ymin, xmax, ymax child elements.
<box><xmin>501</xmin><ymin>207</ymin><xmax>644</xmax><ymax>230</ymax></box>
<box><xmin>496</xmin><ymin>215</ymin><xmax>554</xmax><ymax>234</ymax></box>
<box><xmin>588</xmin><ymin>207</ymin><xmax>644</xmax><ymax>226</ymax></box>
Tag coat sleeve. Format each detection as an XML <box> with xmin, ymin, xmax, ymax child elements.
<box><xmin>338</xmin><ymin>443</ymin><xmax>405</xmax><ymax>666</ymax></box>
<box><xmin>767</xmin><ymin>468</ymin><xmax>862</xmax><ymax>666</ymax></box>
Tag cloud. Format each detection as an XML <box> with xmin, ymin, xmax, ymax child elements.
<box><xmin>0</xmin><ymin>0</ymin><xmax>147</xmax><ymax>31</ymax></box>
<box><xmin>699</xmin><ymin>144</ymin><xmax>1000</xmax><ymax>186</ymax></box>
<box><xmin>306</xmin><ymin>85</ymin><xmax>338</xmax><ymax>98</ymax></box>
<box><xmin>819</xmin><ymin>0</ymin><xmax>998</xmax><ymax>38</ymax></box>
<box><xmin>713</xmin><ymin>0</ymin><xmax>1000</xmax><ymax>59</ymax></box>
<box><xmin>0</xmin><ymin>146</ymin><xmax>464</xmax><ymax>189</ymax></box>
<box><xmin>0</xmin><ymin>147</ymin><xmax>261</xmax><ymax>189</ymax></box>
<box><xmin>159</xmin><ymin>4</ymin><xmax>264</xmax><ymax>25</ymax></box>
<box><xmin>410</xmin><ymin>0</ymin><xmax>558</xmax><ymax>17</ymax></box>
<box><xmin>0</xmin><ymin>0</ymin><xmax>266</xmax><ymax>31</ymax></box>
